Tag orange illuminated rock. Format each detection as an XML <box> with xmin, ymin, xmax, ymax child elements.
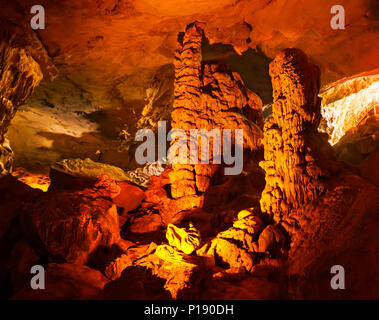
<box><xmin>20</xmin><ymin>178</ymin><xmax>121</xmax><ymax>264</ymax></box>
<box><xmin>127</xmin><ymin>211</ymin><xmax>163</xmax><ymax>234</ymax></box>
<box><xmin>319</xmin><ymin>69</ymin><xmax>379</xmax><ymax>146</ymax></box>
<box><xmin>166</xmin><ymin>223</ymin><xmax>201</xmax><ymax>255</ymax></box>
<box><xmin>162</xmin><ymin>22</ymin><xmax>263</xmax><ymax>223</ymax></box>
<box><xmin>104</xmin><ymin>254</ymin><xmax>133</xmax><ymax>281</ymax></box>
<box><xmin>260</xmin><ymin>48</ymin><xmax>336</xmax><ymax>223</ymax></box>
<box><xmin>197</xmin><ymin>209</ymin><xmax>264</xmax><ymax>272</ymax></box>
<box><xmin>113</xmin><ymin>181</ymin><xmax>145</xmax><ymax>213</ymax></box>
<box><xmin>12</xmin><ymin>263</ymin><xmax>108</xmax><ymax>300</ymax></box>
<box><xmin>257</xmin><ymin>225</ymin><xmax>286</xmax><ymax>253</ymax></box>
<box><xmin>12</xmin><ymin>168</ymin><xmax>50</xmax><ymax>192</ymax></box>
<box><xmin>0</xmin><ymin>24</ymin><xmax>43</xmax><ymax>174</ymax></box>
<box><xmin>136</xmin><ymin>244</ymin><xmax>207</xmax><ymax>299</ymax></box>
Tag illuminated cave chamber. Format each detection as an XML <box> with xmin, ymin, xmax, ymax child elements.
<box><xmin>0</xmin><ymin>0</ymin><xmax>379</xmax><ymax>301</ymax></box>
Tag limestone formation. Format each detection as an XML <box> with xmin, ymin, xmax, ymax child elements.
<box><xmin>136</xmin><ymin>244</ymin><xmax>206</xmax><ymax>299</ymax></box>
<box><xmin>260</xmin><ymin>48</ymin><xmax>336</xmax><ymax>223</ymax></box>
<box><xmin>164</xmin><ymin>22</ymin><xmax>263</xmax><ymax>222</ymax></box>
<box><xmin>0</xmin><ymin>27</ymin><xmax>43</xmax><ymax>174</ymax></box>
<box><xmin>319</xmin><ymin>69</ymin><xmax>379</xmax><ymax>146</ymax></box>
<box><xmin>197</xmin><ymin>209</ymin><xmax>263</xmax><ymax>272</ymax></box>
<box><xmin>13</xmin><ymin>263</ymin><xmax>108</xmax><ymax>300</ymax></box>
<box><xmin>166</xmin><ymin>223</ymin><xmax>201</xmax><ymax>255</ymax></box>
<box><xmin>20</xmin><ymin>177</ymin><xmax>121</xmax><ymax>264</ymax></box>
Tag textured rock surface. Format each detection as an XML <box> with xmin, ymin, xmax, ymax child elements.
<box><xmin>197</xmin><ymin>209</ymin><xmax>265</xmax><ymax>272</ymax></box>
<box><xmin>287</xmin><ymin>172</ymin><xmax>379</xmax><ymax>299</ymax></box>
<box><xmin>136</xmin><ymin>244</ymin><xmax>207</xmax><ymax>299</ymax></box>
<box><xmin>2</xmin><ymin>0</ymin><xmax>378</xmax><ymax>173</ymax></box>
<box><xmin>319</xmin><ymin>69</ymin><xmax>379</xmax><ymax>145</ymax></box>
<box><xmin>50</xmin><ymin>157</ymin><xmax>164</xmax><ymax>190</ymax></box>
<box><xmin>166</xmin><ymin>223</ymin><xmax>201</xmax><ymax>255</ymax></box>
<box><xmin>260</xmin><ymin>48</ymin><xmax>336</xmax><ymax>222</ymax></box>
<box><xmin>12</xmin><ymin>263</ymin><xmax>108</xmax><ymax>300</ymax></box>
<box><xmin>163</xmin><ymin>23</ymin><xmax>263</xmax><ymax>222</ymax></box>
<box><xmin>20</xmin><ymin>177</ymin><xmax>121</xmax><ymax>264</ymax></box>
<box><xmin>49</xmin><ymin>158</ymin><xmax>135</xmax><ymax>190</ymax></box>
<box><xmin>0</xmin><ymin>24</ymin><xmax>43</xmax><ymax>174</ymax></box>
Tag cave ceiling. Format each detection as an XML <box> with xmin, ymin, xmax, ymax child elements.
<box><xmin>1</xmin><ymin>0</ymin><xmax>379</xmax><ymax>171</ymax></box>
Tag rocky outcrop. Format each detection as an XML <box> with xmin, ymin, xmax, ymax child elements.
<box><xmin>0</xmin><ymin>139</ymin><xmax>13</xmax><ymax>175</ymax></box>
<box><xmin>197</xmin><ymin>209</ymin><xmax>264</xmax><ymax>272</ymax></box>
<box><xmin>319</xmin><ymin>69</ymin><xmax>379</xmax><ymax>146</ymax></box>
<box><xmin>13</xmin><ymin>263</ymin><xmax>108</xmax><ymax>300</ymax></box>
<box><xmin>161</xmin><ymin>23</ymin><xmax>263</xmax><ymax>223</ymax></box>
<box><xmin>50</xmin><ymin>157</ymin><xmax>164</xmax><ymax>190</ymax></box>
<box><xmin>260</xmin><ymin>48</ymin><xmax>336</xmax><ymax>223</ymax></box>
<box><xmin>0</xmin><ymin>26</ymin><xmax>43</xmax><ymax>174</ymax></box>
<box><xmin>20</xmin><ymin>176</ymin><xmax>121</xmax><ymax>264</ymax></box>
<box><xmin>49</xmin><ymin>158</ymin><xmax>135</xmax><ymax>190</ymax></box>
<box><xmin>166</xmin><ymin>223</ymin><xmax>201</xmax><ymax>255</ymax></box>
<box><xmin>136</xmin><ymin>244</ymin><xmax>207</xmax><ymax>299</ymax></box>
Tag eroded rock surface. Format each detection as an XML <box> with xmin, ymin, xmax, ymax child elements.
<box><xmin>161</xmin><ymin>23</ymin><xmax>263</xmax><ymax>223</ymax></box>
<box><xmin>20</xmin><ymin>177</ymin><xmax>121</xmax><ymax>264</ymax></box>
<box><xmin>260</xmin><ymin>48</ymin><xmax>337</xmax><ymax>223</ymax></box>
<box><xmin>0</xmin><ymin>24</ymin><xmax>44</xmax><ymax>174</ymax></box>
<box><xmin>13</xmin><ymin>263</ymin><xmax>108</xmax><ymax>300</ymax></box>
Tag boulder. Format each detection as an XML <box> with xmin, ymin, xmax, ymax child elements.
<box><xmin>49</xmin><ymin>158</ymin><xmax>136</xmax><ymax>190</ymax></box>
<box><xmin>12</xmin><ymin>263</ymin><xmax>108</xmax><ymax>300</ymax></box>
<box><xmin>113</xmin><ymin>181</ymin><xmax>145</xmax><ymax>213</ymax></box>
<box><xmin>102</xmin><ymin>266</ymin><xmax>170</xmax><ymax>300</ymax></box>
<box><xmin>136</xmin><ymin>244</ymin><xmax>207</xmax><ymax>299</ymax></box>
<box><xmin>20</xmin><ymin>180</ymin><xmax>120</xmax><ymax>264</ymax></box>
<box><xmin>257</xmin><ymin>225</ymin><xmax>286</xmax><ymax>253</ymax></box>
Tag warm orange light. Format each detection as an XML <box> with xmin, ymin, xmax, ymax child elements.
<box><xmin>12</xmin><ymin>169</ymin><xmax>50</xmax><ymax>192</ymax></box>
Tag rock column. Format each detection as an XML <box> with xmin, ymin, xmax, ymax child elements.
<box><xmin>260</xmin><ymin>48</ymin><xmax>335</xmax><ymax>223</ymax></box>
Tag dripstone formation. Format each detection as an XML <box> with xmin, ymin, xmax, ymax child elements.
<box><xmin>260</xmin><ymin>48</ymin><xmax>336</xmax><ymax>223</ymax></box>
<box><xmin>166</xmin><ymin>22</ymin><xmax>263</xmax><ymax>222</ymax></box>
<box><xmin>0</xmin><ymin>27</ymin><xmax>43</xmax><ymax>174</ymax></box>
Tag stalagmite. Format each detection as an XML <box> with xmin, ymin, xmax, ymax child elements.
<box><xmin>260</xmin><ymin>48</ymin><xmax>336</xmax><ymax>223</ymax></box>
<box><xmin>164</xmin><ymin>22</ymin><xmax>263</xmax><ymax>222</ymax></box>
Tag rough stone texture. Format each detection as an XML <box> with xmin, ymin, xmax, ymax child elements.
<box><xmin>2</xmin><ymin>0</ymin><xmax>378</xmax><ymax>174</ymax></box>
<box><xmin>136</xmin><ymin>244</ymin><xmax>207</xmax><ymax>299</ymax></box>
<box><xmin>257</xmin><ymin>225</ymin><xmax>286</xmax><ymax>253</ymax></box>
<box><xmin>260</xmin><ymin>48</ymin><xmax>336</xmax><ymax>223</ymax></box>
<box><xmin>0</xmin><ymin>24</ymin><xmax>43</xmax><ymax>174</ymax></box>
<box><xmin>0</xmin><ymin>139</ymin><xmax>13</xmax><ymax>175</ymax></box>
<box><xmin>197</xmin><ymin>209</ymin><xmax>264</xmax><ymax>272</ymax></box>
<box><xmin>164</xmin><ymin>23</ymin><xmax>263</xmax><ymax>222</ymax></box>
<box><xmin>12</xmin><ymin>263</ymin><xmax>108</xmax><ymax>300</ymax></box>
<box><xmin>334</xmin><ymin>115</ymin><xmax>379</xmax><ymax>165</ymax></box>
<box><xmin>319</xmin><ymin>69</ymin><xmax>379</xmax><ymax>145</ymax></box>
<box><xmin>166</xmin><ymin>223</ymin><xmax>201</xmax><ymax>255</ymax></box>
<box><xmin>0</xmin><ymin>175</ymin><xmax>42</xmax><ymax>238</ymax></box>
<box><xmin>102</xmin><ymin>266</ymin><xmax>171</xmax><ymax>300</ymax></box>
<box><xmin>49</xmin><ymin>158</ymin><xmax>136</xmax><ymax>190</ymax></box>
<box><xmin>20</xmin><ymin>177</ymin><xmax>121</xmax><ymax>264</ymax></box>
<box><xmin>287</xmin><ymin>172</ymin><xmax>379</xmax><ymax>299</ymax></box>
<box><xmin>104</xmin><ymin>253</ymin><xmax>133</xmax><ymax>281</ymax></box>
